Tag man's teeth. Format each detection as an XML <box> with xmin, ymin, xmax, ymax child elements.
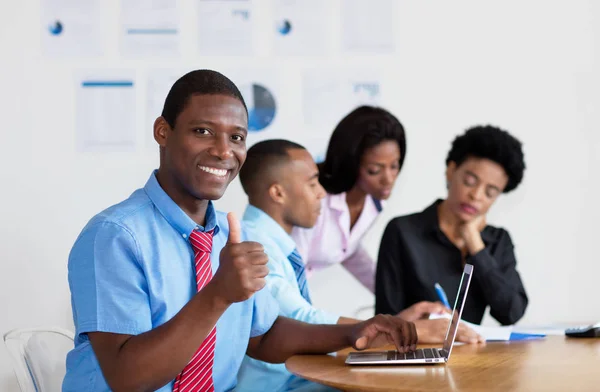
<box><xmin>198</xmin><ymin>166</ymin><xmax>227</xmax><ymax>177</ymax></box>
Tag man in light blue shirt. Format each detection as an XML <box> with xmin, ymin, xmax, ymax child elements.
<box><xmin>236</xmin><ymin>140</ymin><xmax>484</xmax><ymax>391</ymax></box>
<box><xmin>64</xmin><ymin>70</ymin><xmax>418</xmax><ymax>392</ymax></box>
<box><xmin>65</xmin><ymin>172</ymin><xmax>278</xmax><ymax>391</ymax></box>
<box><xmin>237</xmin><ymin>140</ymin><xmax>343</xmax><ymax>391</ymax></box>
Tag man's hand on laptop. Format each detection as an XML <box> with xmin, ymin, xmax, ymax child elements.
<box><xmin>414</xmin><ymin>319</ymin><xmax>485</xmax><ymax>344</ymax></box>
<box><xmin>351</xmin><ymin>314</ymin><xmax>418</xmax><ymax>353</ymax></box>
<box><xmin>396</xmin><ymin>301</ymin><xmax>451</xmax><ymax>322</ymax></box>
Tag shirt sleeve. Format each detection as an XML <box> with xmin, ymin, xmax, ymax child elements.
<box><xmin>341</xmin><ymin>245</ymin><xmax>376</xmax><ymax>293</ymax></box>
<box><xmin>265</xmin><ymin>253</ymin><xmax>340</xmax><ymax>325</ymax></box>
<box><xmin>249</xmin><ymin>287</ymin><xmax>280</xmax><ymax>338</ymax></box>
<box><xmin>375</xmin><ymin>219</ymin><xmax>406</xmax><ymax>315</ymax></box>
<box><xmin>68</xmin><ymin>221</ymin><xmax>152</xmax><ymax>338</ymax></box>
<box><xmin>467</xmin><ymin>230</ymin><xmax>529</xmax><ymax>325</ymax></box>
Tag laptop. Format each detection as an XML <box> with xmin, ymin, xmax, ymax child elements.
<box><xmin>345</xmin><ymin>263</ymin><xmax>473</xmax><ymax>365</ymax></box>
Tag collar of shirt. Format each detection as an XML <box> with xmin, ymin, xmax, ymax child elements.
<box><xmin>327</xmin><ymin>191</ymin><xmax>384</xmax><ymax>213</ymax></box>
<box><xmin>328</xmin><ymin>192</ymin><xmax>383</xmax><ymax>244</ymax></box>
<box><xmin>143</xmin><ymin>170</ymin><xmax>220</xmax><ymax>238</ymax></box>
<box><xmin>243</xmin><ymin>205</ymin><xmax>296</xmax><ymax>256</ymax></box>
<box><xmin>423</xmin><ymin>199</ymin><xmax>497</xmax><ymax>244</ymax></box>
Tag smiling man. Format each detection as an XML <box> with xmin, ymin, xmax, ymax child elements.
<box><xmin>63</xmin><ymin>70</ymin><xmax>417</xmax><ymax>392</ymax></box>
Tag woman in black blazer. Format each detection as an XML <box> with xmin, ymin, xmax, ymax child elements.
<box><xmin>376</xmin><ymin>125</ymin><xmax>528</xmax><ymax>325</ymax></box>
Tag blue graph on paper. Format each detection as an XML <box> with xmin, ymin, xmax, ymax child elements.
<box><xmin>48</xmin><ymin>20</ymin><xmax>63</xmax><ymax>35</ymax></box>
<box><xmin>245</xmin><ymin>84</ymin><xmax>276</xmax><ymax>132</ymax></box>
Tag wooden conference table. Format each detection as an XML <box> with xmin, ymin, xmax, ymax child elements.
<box><xmin>285</xmin><ymin>336</ymin><xmax>600</xmax><ymax>391</ymax></box>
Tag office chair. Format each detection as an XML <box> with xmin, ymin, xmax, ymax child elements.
<box><xmin>3</xmin><ymin>327</ymin><xmax>74</xmax><ymax>392</ymax></box>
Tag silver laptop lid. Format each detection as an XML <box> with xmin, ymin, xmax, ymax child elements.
<box><xmin>441</xmin><ymin>264</ymin><xmax>474</xmax><ymax>359</ymax></box>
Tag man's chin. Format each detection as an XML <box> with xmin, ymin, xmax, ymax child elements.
<box><xmin>192</xmin><ymin>187</ymin><xmax>227</xmax><ymax>201</ymax></box>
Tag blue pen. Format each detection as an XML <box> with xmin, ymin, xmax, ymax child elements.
<box><xmin>434</xmin><ymin>282</ymin><xmax>451</xmax><ymax>309</ymax></box>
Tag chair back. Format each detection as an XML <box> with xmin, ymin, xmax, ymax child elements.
<box><xmin>3</xmin><ymin>327</ymin><xmax>74</xmax><ymax>392</ymax></box>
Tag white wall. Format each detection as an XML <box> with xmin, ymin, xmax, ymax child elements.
<box><xmin>1</xmin><ymin>0</ymin><xmax>599</xmax><ymax>390</ymax></box>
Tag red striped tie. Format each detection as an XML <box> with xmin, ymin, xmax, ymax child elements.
<box><xmin>173</xmin><ymin>229</ymin><xmax>216</xmax><ymax>392</ymax></box>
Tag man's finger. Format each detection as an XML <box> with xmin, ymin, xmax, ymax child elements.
<box><xmin>252</xmin><ymin>265</ymin><xmax>269</xmax><ymax>278</ymax></box>
<box><xmin>409</xmin><ymin>321</ymin><xmax>418</xmax><ymax>350</ymax></box>
<box><xmin>248</xmin><ymin>253</ymin><xmax>269</xmax><ymax>265</ymax></box>
<box><xmin>227</xmin><ymin>212</ymin><xmax>242</xmax><ymax>244</ymax></box>
<box><xmin>354</xmin><ymin>336</ymin><xmax>369</xmax><ymax>350</ymax></box>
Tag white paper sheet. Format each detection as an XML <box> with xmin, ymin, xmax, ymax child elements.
<box><xmin>273</xmin><ymin>0</ymin><xmax>331</xmax><ymax>56</ymax></box>
<box><xmin>145</xmin><ymin>69</ymin><xmax>185</xmax><ymax>146</ymax></box>
<box><xmin>227</xmin><ymin>69</ymin><xmax>281</xmax><ymax>135</ymax></box>
<box><xmin>120</xmin><ymin>0</ymin><xmax>180</xmax><ymax>57</ymax></box>
<box><xmin>76</xmin><ymin>71</ymin><xmax>137</xmax><ymax>152</ymax></box>
<box><xmin>302</xmin><ymin>69</ymin><xmax>382</xmax><ymax>127</ymax></box>
<box><xmin>198</xmin><ymin>0</ymin><xmax>253</xmax><ymax>55</ymax></box>
<box><xmin>512</xmin><ymin>327</ymin><xmax>565</xmax><ymax>336</ymax></box>
<box><xmin>41</xmin><ymin>0</ymin><xmax>103</xmax><ymax>57</ymax></box>
<box><xmin>341</xmin><ymin>0</ymin><xmax>395</xmax><ymax>53</ymax></box>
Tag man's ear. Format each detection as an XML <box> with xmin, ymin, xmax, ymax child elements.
<box><xmin>154</xmin><ymin>116</ymin><xmax>171</xmax><ymax>147</ymax></box>
<box><xmin>268</xmin><ymin>183</ymin><xmax>286</xmax><ymax>205</ymax></box>
<box><xmin>445</xmin><ymin>161</ymin><xmax>457</xmax><ymax>187</ymax></box>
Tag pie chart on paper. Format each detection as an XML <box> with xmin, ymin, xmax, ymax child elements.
<box><xmin>243</xmin><ymin>83</ymin><xmax>277</xmax><ymax>132</ymax></box>
<box><xmin>48</xmin><ymin>20</ymin><xmax>63</xmax><ymax>35</ymax></box>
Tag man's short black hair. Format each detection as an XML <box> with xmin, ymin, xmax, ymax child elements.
<box><xmin>161</xmin><ymin>69</ymin><xmax>248</xmax><ymax>128</ymax></box>
<box><xmin>239</xmin><ymin>139</ymin><xmax>306</xmax><ymax>197</ymax></box>
<box><xmin>446</xmin><ymin>125</ymin><xmax>525</xmax><ymax>193</ymax></box>
<box><xmin>319</xmin><ymin>106</ymin><xmax>406</xmax><ymax>194</ymax></box>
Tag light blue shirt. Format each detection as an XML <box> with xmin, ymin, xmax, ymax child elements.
<box><xmin>63</xmin><ymin>172</ymin><xmax>279</xmax><ymax>392</ymax></box>
<box><xmin>236</xmin><ymin>205</ymin><xmax>339</xmax><ymax>392</ymax></box>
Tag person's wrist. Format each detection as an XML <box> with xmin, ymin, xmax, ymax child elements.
<box><xmin>346</xmin><ymin>321</ymin><xmax>364</xmax><ymax>348</ymax></box>
<box><xmin>204</xmin><ymin>280</ymin><xmax>233</xmax><ymax>310</ymax></box>
<box><xmin>465</xmin><ymin>231</ymin><xmax>485</xmax><ymax>255</ymax></box>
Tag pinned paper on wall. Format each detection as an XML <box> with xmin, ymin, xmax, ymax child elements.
<box><xmin>120</xmin><ymin>0</ymin><xmax>180</xmax><ymax>57</ymax></box>
<box><xmin>225</xmin><ymin>69</ymin><xmax>282</xmax><ymax>148</ymax></box>
<box><xmin>302</xmin><ymin>69</ymin><xmax>382</xmax><ymax>128</ymax></box>
<box><xmin>145</xmin><ymin>69</ymin><xmax>184</xmax><ymax>146</ymax></box>
<box><xmin>341</xmin><ymin>0</ymin><xmax>395</xmax><ymax>53</ymax></box>
<box><xmin>273</xmin><ymin>0</ymin><xmax>331</xmax><ymax>56</ymax></box>
<box><xmin>41</xmin><ymin>0</ymin><xmax>103</xmax><ymax>57</ymax></box>
<box><xmin>198</xmin><ymin>0</ymin><xmax>253</xmax><ymax>55</ymax></box>
<box><xmin>76</xmin><ymin>71</ymin><xmax>137</xmax><ymax>152</ymax></box>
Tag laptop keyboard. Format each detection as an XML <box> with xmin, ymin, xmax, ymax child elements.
<box><xmin>386</xmin><ymin>348</ymin><xmax>441</xmax><ymax>360</ymax></box>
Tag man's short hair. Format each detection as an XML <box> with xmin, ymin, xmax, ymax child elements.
<box><xmin>239</xmin><ymin>139</ymin><xmax>306</xmax><ymax>197</ymax></box>
<box><xmin>161</xmin><ymin>69</ymin><xmax>248</xmax><ymax>128</ymax></box>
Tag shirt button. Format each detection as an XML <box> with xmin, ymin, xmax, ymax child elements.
<box><xmin>182</xmin><ymin>233</ymin><xmax>187</xmax><ymax>238</ymax></box>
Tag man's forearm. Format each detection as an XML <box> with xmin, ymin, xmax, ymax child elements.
<box><xmin>91</xmin><ymin>282</ymin><xmax>230</xmax><ymax>392</ymax></box>
<box><xmin>338</xmin><ymin>316</ymin><xmax>360</xmax><ymax>324</ymax></box>
<box><xmin>249</xmin><ymin>317</ymin><xmax>356</xmax><ymax>364</ymax></box>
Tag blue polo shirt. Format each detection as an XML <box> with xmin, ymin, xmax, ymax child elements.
<box><xmin>63</xmin><ymin>171</ymin><xmax>279</xmax><ymax>392</ymax></box>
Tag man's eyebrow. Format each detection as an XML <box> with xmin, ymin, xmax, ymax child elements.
<box><xmin>186</xmin><ymin>120</ymin><xmax>248</xmax><ymax>132</ymax></box>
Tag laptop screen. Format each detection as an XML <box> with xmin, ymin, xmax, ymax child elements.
<box><xmin>442</xmin><ymin>264</ymin><xmax>474</xmax><ymax>355</ymax></box>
